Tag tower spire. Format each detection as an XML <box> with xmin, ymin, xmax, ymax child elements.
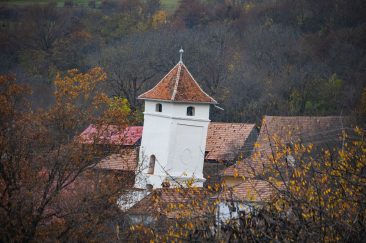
<box><xmin>179</xmin><ymin>47</ymin><xmax>184</xmax><ymax>63</ymax></box>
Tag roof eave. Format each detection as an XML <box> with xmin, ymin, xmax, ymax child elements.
<box><xmin>138</xmin><ymin>97</ymin><xmax>218</xmax><ymax>105</ymax></box>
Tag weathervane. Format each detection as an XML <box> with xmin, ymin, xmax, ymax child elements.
<box><xmin>179</xmin><ymin>47</ymin><xmax>184</xmax><ymax>63</ymax></box>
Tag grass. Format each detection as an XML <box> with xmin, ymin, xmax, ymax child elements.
<box><xmin>161</xmin><ymin>0</ymin><xmax>179</xmax><ymax>13</ymax></box>
<box><xmin>1</xmin><ymin>0</ymin><xmax>180</xmax><ymax>12</ymax></box>
<box><xmin>1</xmin><ymin>0</ymin><xmax>101</xmax><ymax>7</ymax></box>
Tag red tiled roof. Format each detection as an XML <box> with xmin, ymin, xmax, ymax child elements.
<box><xmin>129</xmin><ymin>180</ymin><xmax>280</xmax><ymax>217</ymax></box>
<box><xmin>78</xmin><ymin>125</ymin><xmax>142</xmax><ymax>145</ymax></box>
<box><xmin>205</xmin><ymin>123</ymin><xmax>255</xmax><ymax>161</ymax></box>
<box><xmin>222</xmin><ymin>158</ymin><xmax>256</xmax><ymax>178</ymax></box>
<box><xmin>95</xmin><ymin>148</ymin><xmax>138</xmax><ymax>171</ymax></box>
<box><xmin>216</xmin><ymin>180</ymin><xmax>282</xmax><ymax>202</ymax></box>
<box><xmin>79</xmin><ymin>123</ymin><xmax>256</xmax><ymax>163</ymax></box>
<box><xmin>128</xmin><ymin>187</ymin><xmax>214</xmax><ymax>218</ymax></box>
<box><xmin>223</xmin><ymin>116</ymin><xmax>352</xmax><ymax>177</ymax></box>
<box><xmin>138</xmin><ymin>62</ymin><xmax>217</xmax><ymax>104</ymax></box>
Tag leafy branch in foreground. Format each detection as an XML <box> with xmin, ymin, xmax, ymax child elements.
<box><xmin>0</xmin><ymin>68</ymin><xmax>135</xmax><ymax>242</ymax></box>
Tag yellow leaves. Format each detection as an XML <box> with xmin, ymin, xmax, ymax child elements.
<box><xmin>186</xmin><ymin>222</ymin><xmax>194</xmax><ymax>229</ymax></box>
<box><xmin>243</xmin><ymin>3</ymin><xmax>254</xmax><ymax>12</ymax></box>
<box><xmin>151</xmin><ymin>10</ymin><xmax>167</xmax><ymax>28</ymax></box>
<box><xmin>307</xmin><ymin>143</ymin><xmax>314</xmax><ymax>153</ymax></box>
<box><xmin>324</xmin><ymin>188</ymin><xmax>331</xmax><ymax>196</ymax></box>
<box><xmin>102</xmin><ymin>96</ymin><xmax>131</xmax><ymax>125</ymax></box>
<box><xmin>233</xmin><ymin>168</ymin><xmax>239</xmax><ymax>178</ymax></box>
<box><xmin>321</xmin><ymin>175</ymin><xmax>328</xmax><ymax>184</ymax></box>
<box><xmin>293</xmin><ymin>169</ymin><xmax>301</xmax><ymax>178</ymax></box>
<box><xmin>54</xmin><ymin>67</ymin><xmax>107</xmax><ymax>105</ymax></box>
<box><xmin>275</xmin><ymin>180</ymin><xmax>283</xmax><ymax>188</ymax></box>
<box><xmin>51</xmin><ymin>67</ymin><xmax>132</xmax><ymax>128</ymax></box>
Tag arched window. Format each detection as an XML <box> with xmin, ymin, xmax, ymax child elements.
<box><xmin>187</xmin><ymin>106</ymin><xmax>195</xmax><ymax>116</ymax></box>
<box><xmin>155</xmin><ymin>103</ymin><xmax>162</xmax><ymax>112</ymax></box>
<box><xmin>148</xmin><ymin>155</ymin><xmax>156</xmax><ymax>174</ymax></box>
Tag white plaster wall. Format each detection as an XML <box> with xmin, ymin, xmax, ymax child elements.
<box><xmin>144</xmin><ymin>100</ymin><xmax>210</xmax><ymax>120</ymax></box>
<box><xmin>166</xmin><ymin>121</ymin><xmax>208</xmax><ymax>179</ymax></box>
<box><xmin>216</xmin><ymin>202</ymin><xmax>255</xmax><ymax>224</ymax></box>
<box><xmin>135</xmin><ymin>100</ymin><xmax>211</xmax><ymax>189</ymax></box>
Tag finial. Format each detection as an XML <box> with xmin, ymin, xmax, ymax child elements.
<box><xmin>179</xmin><ymin>47</ymin><xmax>184</xmax><ymax>63</ymax></box>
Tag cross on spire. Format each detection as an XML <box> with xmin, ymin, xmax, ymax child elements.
<box><xmin>179</xmin><ymin>47</ymin><xmax>184</xmax><ymax>63</ymax></box>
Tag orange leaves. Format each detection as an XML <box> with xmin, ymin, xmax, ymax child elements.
<box><xmin>50</xmin><ymin>66</ymin><xmax>133</xmax><ymax>131</ymax></box>
<box><xmin>151</xmin><ymin>10</ymin><xmax>167</xmax><ymax>28</ymax></box>
<box><xmin>54</xmin><ymin>67</ymin><xmax>106</xmax><ymax>105</ymax></box>
<box><xmin>0</xmin><ymin>74</ymin><xmax>30</xmax><ymax>117</ymax></box>
<box><xmin>233</xmin><ymin>168</ymin><xmax>239</xmax><ymax>177</ymax></box>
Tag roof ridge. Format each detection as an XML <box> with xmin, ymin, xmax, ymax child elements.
<box><xmin>264</xmin><ymin>115</ymin><xmax>349</xmax><ymax>119</ymax></box>
<box><xmin>137</xmin><ymin>62</ymin><xmax>180</xmax><ymax>99</ymax></box>
<box><xmin>171</xmin><ymin>62</ymin><xmax>182</xmax><ymax>100</ymax></box>
<box><xmin>210</xmin><ymin>122</ymin><xmax>255</xmax><ymax>125</ymax></box>
<box><xmin>138</xmin><ymin>61</ymin><xmax>217</xmax><ymax>104</ymax></box>
<box><xmin>181</xmin><ymin>62</ymin><xmax>217</xmax><ymax>104</ymax></box>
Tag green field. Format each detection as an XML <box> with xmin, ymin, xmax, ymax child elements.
<box><xmin>161</xmin><ymin>0</ymin><xmax>179</xmax><ymax>13</ymax></box>
<box><xmin>1</xmin><ymin>0</ymin><xmax>180</xmax><ymax>12</ymax></box>
<box><xmin>1</xmin><ymin>0</ymin><xmax>101</xmax><ymax>7</ymax></box>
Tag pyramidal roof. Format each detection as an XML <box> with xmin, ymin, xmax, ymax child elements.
<box><xmin>138</xmin><ymin>61</ymin><xmax>217</xmax><ymax>104</ymax></box>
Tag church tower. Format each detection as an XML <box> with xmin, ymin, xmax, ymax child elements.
<box><xmin>135</xmin><ymin>49</ymin><xmax>217</xmax><ymax>189</ymax></box>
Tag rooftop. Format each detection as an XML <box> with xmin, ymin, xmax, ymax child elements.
<box><xmin>216</xmin><ymin>180</ymin><xmax>282</xmax><ymax>202</ymax></box>
<box><xmin>79</xmin><ymin>122</ymin><xmax>256</xmax><ymax>172</ymax></box>
<box><xmin>205</xmin><ymin>122</ymin><xmax>256</xmax><ymax>161</ymax></box>
<box><xmin>78</xmin><ymin>125</ymin><xmax>143</xmax><ymax>146</ymax></box>
<box><xmin>223</xmin><ymin>115</ymin><xmax>352</xmax><ymax>177</ymax></box>
<box><xmin>95</xmin><ymin>148</ymin><xmax>138</xmax><ymax>171</ymax></box>
<box><xmin>128</xmin><ymin>187</ymin><xmax>214</xmax><ymax>218</ymax></box>
<box><xmin>138</xmin><ymin>61</ymin><xmax>217</xmax><ymax>104</ymax></box>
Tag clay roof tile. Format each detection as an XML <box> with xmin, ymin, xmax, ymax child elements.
<box><xmin>138</xmin><ymin>62</ymin><xmax>217</xmax><ymax>104</ymax></box>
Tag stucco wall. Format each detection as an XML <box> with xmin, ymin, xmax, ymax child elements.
<box><xmin>135</xmin><ymin>100</ymin><xmax>211</xmax><ymax>188</ymax></box>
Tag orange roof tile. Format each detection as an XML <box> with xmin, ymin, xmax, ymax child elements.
<box><xmin>78</xmin><ymin>125</ymin><xmax>142</xmax><ymax>145</ymax></box>
<box><xmin>217</xmin><ymin>180</ymin><xmax>282</xmax><ymax>202</ymax></box>
<box><xmin>223</xmin><ymin>116</ymin><xmax>352</xmax><ymax>177</ymax></box>
<box><xmin>205</xmin><ymin>123</ymin><xmax>256</xmax><ymax>161</ymax></box>
<box><xmin>95</xmin><ymin>148</ymin><xmax>138</xmax><ymax>171</ymax></box>
<box><xmin>128</xmin><ymin>187</ymin><xmax>214</xmax><ymax>218</ymax></box>
<box><xmin>138</xmin><ymin>62</ymin><xmax>217</xmax><ymax>104</ymax></box>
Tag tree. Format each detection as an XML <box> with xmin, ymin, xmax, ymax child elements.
<box><xmin>98</xmin><ymin>34</ymin><xmax>160</xmax><ymax>111</ymax></box>
<box><xmin>173</xmin><ymin>0</ymin><xmax>208</xmax><ymax>28</ymax></box>
<box><xmin>122</xmin><ymin>122</ymin><xmax>366</xmax><ymax>242</ymax></box>
<box><xmin>0</xmin><ymin>68</ymin><xmax>135</xmax><ymax>241</ymax></box>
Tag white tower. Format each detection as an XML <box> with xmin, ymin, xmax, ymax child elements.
<box><xmin>135</xmin><ymin>49</ymin><xmax>217</xmax><ymax>189</ymax></box>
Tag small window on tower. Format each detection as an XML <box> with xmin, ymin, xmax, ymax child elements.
<box><xmin>187</xmin><ymin>106</ymin><xmax>195</xmax><ymax>116</ymax></box>
<box><xmin>148</xmin><ymin>155</ymin><xmax>156</xmax><ymax>174</ymax></box>
<box><xmin>156</xmin><ymin>103</ymin><xmax>162</xmax><ymax>112</ymax></box>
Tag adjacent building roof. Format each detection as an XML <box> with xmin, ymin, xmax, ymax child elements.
<box><xmin>222</xmin><ymin>158</ymin><xmax>256</xmax><ymax>178</ymax></box>
<box><xmin>216</xmin><ymin>180</ymin><xmax>281</xmax><ymax>202</ymax></box>
<box><xmin>128</xmin><ymin>187</ymin><xmax>214</xmax><ymax>218</ymax></box>
<box><xmin>79</xmin><ymin>125</ymin><xmax>143</xmax><ymax>145</ymax></box>
<box><xmin>138</xmin><ymin>62</ymin><xmax>217</xmax><ymax>104</ymax></box>
<box><xmin>223</xmin><ymin>116</ymin><xmax>352</xmax><ymax>177</ymax></box>
<box><xmin>205</xmin><ymin>123</ymin><xmax>256</xmax><ymax>161</ymax></box>
<box><xmin>79</xmin><ymin>122</ymin><xmax>256</xmax><ymax>172</ymax></box>
<box><xmin>95</xmin><ymin>148</ymin><xmax>138</xmax><ymax>171</ymax></box>
<box><xmin>128</xmin><ymin>180</ymin><xmax>281</xmax><ymax>218</ymax></box>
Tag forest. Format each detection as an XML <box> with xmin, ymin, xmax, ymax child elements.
<box><xmin>1</xmin><ymin>0</ymin><xmax>365</xmax><ymax>124</ymax></box>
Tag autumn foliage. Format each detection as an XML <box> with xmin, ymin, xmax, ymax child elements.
<box><xmin>0</xmin><ymin>68</ymin><xmax>134</xmax><ymax>242</ymax></box>
<box><xmin>122</xmin><ymin>127</ymin><xmax>366</xmax><ymax>242</ymax></box>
